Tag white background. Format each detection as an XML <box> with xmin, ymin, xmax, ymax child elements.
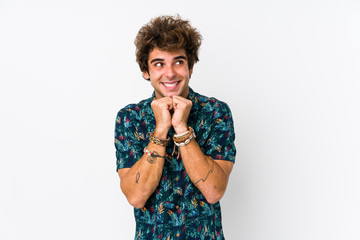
<box><xmin>1</xmin><ymin>0</ymin><xmax>359</xmax><ymax>239</ymax></box>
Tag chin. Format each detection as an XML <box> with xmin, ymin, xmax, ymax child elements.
<box><xmin>163</xmin><ymin>91</ymin><xmax>179</xmax><ymax>98</ymax></box>
<box><xmin>168</xmin><ymin>93</ymin><xmax>178</xmax><ymax>97</ymax></box>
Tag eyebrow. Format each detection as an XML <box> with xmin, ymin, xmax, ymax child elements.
<box><xmin>150</xmin><ymin>55</ymin><xmax>187</xmax><ymax>64</ymax></box>
<box><xmin>174</xmin><ymin>55</ymin><xmax>187</xmax><ymax>61</ymax></box>
<box><xmin>150</xmin><ymin>58</ymin><xmax>163</xmax><ymax>64</ymax></box>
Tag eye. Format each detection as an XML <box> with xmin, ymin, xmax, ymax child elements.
<box><xmin>175</xmin><ymin>60</ymin><xmax>184</xmax><ymax>65</ymax></box>
<box><xmin>154</xmin><ymin>62</ymin><xmax>162</xmax><ymax>67</ymax></box>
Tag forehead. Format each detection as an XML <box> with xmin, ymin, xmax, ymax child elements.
<box><xmin>148</xmin><ymin>48</ymin><xmax>187</xmax><ymax>61</ymax></box>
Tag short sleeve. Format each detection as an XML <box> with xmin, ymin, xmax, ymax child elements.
<box><xmin>114</xmin><ymin>108</ymin><xmax>143</xmax><ymax>171</ymax></box>
<box><xmin>205</xmin><ymin>102</ymin><xmax>236</xmax><ymax>163</ymax></box>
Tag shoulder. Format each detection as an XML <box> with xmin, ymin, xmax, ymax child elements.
<box><xmin>192</xmin><ymin>89</ymin><xmax>232</xmax><ymax>115</ymax></box>
<box><xmin>116</xmin><ymin>97</ymin><xmax>152</xmax><ymax>121</ymax></box>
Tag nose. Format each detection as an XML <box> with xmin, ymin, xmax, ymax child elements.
<box><xmin>164</xmin><ymin>65</ymin><xmax>176</xmax><ymax>79</ymax></box>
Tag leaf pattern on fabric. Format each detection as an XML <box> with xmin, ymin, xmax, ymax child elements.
<box><xmin>114</xmin><ymin>88</ymin><xmax>236</xmax><ymax>239</ymax></box>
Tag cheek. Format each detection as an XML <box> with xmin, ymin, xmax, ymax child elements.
<box><xmin>183</xmin><ymin>70</ymin><xmax>191</xmax><ymax>78</ymax></box>
<box><xmin>149</xmin><ymin>70</ymin><xmax>162</xmax><ymax>79</ymax></box>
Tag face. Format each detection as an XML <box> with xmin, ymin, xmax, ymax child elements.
<box><xmin>143</xmin><ymin>48</ymin><xmax>193</xmax><ymax>99</ymax></box>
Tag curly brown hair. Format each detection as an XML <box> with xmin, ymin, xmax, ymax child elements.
<box><xmin>135</xmin><ymin>15</ymin><xmax>202</xmax><ymax>77</ymax></box>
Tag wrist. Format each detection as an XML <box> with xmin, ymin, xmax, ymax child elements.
<box><xmin>148</xmin><ymin>132</ymin><xmax>169</xmax><ymax>147</ymax></box>
<box><xmin>154</xmin><ymin>127</ymin><xmax>169</xmax><ymax>139</ymax></box>
<box><xmin>173</xmin><ymin>125</ymin><xmax>188</xmax><ymax>135</ymax></box>
<box><xmin>173</xmin><ymin>126</ymin><xmax>196</xmax><ymax>147</ymax></box>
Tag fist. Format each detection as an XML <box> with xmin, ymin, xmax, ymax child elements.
<box><xmin>151</xmin><ymin>97</ymin><xmax>173</xmax><ymax>137</ymax></box>
<box><xmin>171</xmin><ymin>96</ymin><xmax>192</xmax><ymax>134</ymax></box>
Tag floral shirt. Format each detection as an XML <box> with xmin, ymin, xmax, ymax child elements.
<box><xmin>115</xmin><ymin>88</ymin><xmax>236</xmax><ymax>240</ymax></box>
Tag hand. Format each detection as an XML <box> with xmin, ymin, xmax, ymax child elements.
<box><xmin>151</xmin><ymin>97</ymin><xmax>173</xmax><ymax>138</ymax></box>
<box><xmin>171</xmin><ymin>96</ymin><xmax>192</xmax><ymax>134</ymax></box>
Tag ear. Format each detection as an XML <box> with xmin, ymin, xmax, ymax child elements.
<box><xmin>189</xmin><ymin>68</ymin><xmax>193</xmax><ymax>79</ymax></box>
<box><xmin>142</xmin><ymin>71</ymin><xmax>150</xmax><ymax>80</ymax></box>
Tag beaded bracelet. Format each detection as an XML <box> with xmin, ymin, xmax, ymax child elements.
<box><xmin>147</xmin><ymin>132</ymin><xmax>169</xmax><ymax>147</ymax></box>
<box><xmin>143</xmin><ymin>147</ymin><xmax>166</xmax><ymax>158</ymax></box>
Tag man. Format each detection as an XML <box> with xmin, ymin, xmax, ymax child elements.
<box><xmin>115</xmin><ymin>15</ymin><xmax>236</xmax><ymax>239</ymax></box>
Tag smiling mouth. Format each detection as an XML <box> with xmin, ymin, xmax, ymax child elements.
<box><xmin>162</xmin><ymin>81</ymin><xmax>180</xmax><ymax>89</ymax></box>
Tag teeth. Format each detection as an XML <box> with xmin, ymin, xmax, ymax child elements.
<box><xmin>163</xmin><ymin>82</ymin><xmax>177</xmax><ymax>87</ymax></box>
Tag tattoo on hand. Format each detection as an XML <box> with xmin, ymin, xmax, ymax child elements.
<box><xmin>136</xmin><ymin>172</ymin><xmax>140</xmax><ymax>183</ymax></box>
<box><xmin>195</xmin><ymin>160</ymin><xmax>215</xmax><ymax>185</ymax></box>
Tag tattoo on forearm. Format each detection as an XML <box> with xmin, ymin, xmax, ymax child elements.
<box><xmin>147</xmin><ymin>150</ymin><xmax>163</xmax><ymax>164</ymax></box>
<box><xmin>195</xmin><ymin>160</ymin><xmax>215</xmax><ymax>185</ymax></box>
<box><xmin>136</xmin><ymin>172</ymin><xmax>140</xmax><ymax>183</ymax></box>
<box><xmin>147</xmin><ymin>155</ymin><xmax>157</xmax><ymax>164</ymax></box>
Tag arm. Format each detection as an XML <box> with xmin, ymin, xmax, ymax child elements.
<box><xmin>178</xmin><ymin>140</ymin><xmax>233</xmax><ymax>204</ymax></box>
<box><xmin>117</xmin><ymin>97</ymin><xmax>173</xmax><ymax>208</ymax></box>
<box><xmin>118</xmin><ymin>140</ymin><xmax>166</xmax><ymax>209</ymax></box>
<box><xmin>172</xmin><ymin>96</ymin><xmax>235</xmax><ymax>204</ymax></box>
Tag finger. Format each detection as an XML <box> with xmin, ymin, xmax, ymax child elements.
<box><xmin>172</xmin><ymin>96</ymin><xmax>190</xmax><ymax>105</ymax></box>
<box><xmin>172</xmin><ymin>96</ymin><xmax>191</xmax><ymax>109</ymax></box>
<box><xmin>172</xmin><ymin>96</ymin><xmax>182</xmax><ymax>108</ymax></box>
<box><xmin>162</xmin><ymin>97</ymin><xmax>173</xmax><ymax>110</ymax></box>
<box><xmin>152</xmin><ymin>97</ymin><xmax>172</xmax><ymax>109</ymax></box>
<box><xmin>168</xmin><ymin>103</ymin><xmax>173</xmax><ymax>111</ymax></box>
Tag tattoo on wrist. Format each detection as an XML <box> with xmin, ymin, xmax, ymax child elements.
<box><xmin>147</xmin><ymin>151</ymin><xmax>158</xmax><ymax>164</ymax></box>
<box><xmin>144</xmin><ymin>148</ymin><xmax>166</xmax><ymax>164</ymax></box>
<box><xmin>136</xmin><ymin>172</ymin><xmax>140</xmax><ymax>183</ymax></box>
<box><xmin>195</xmin><ymin>160</ymin><xmax>215</xmax><ymax>185</ymax></box>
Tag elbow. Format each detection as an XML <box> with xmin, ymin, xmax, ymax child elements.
<box><xmin>204</xmin><ymin>190</ymin><xmax>225</xmax><ymax>204</ymax></box>
<box><xmin>124</xmin><ymin>189</ymin><xmax>147</xmax><ymax>208</ymax></box>
<box><xmin>120</xmin><ymin>184</ymin><xmax>147</xmax><ymax>209</ymax></box>
<box><xmin>124</xmin><ymin>193</ymin><xmax>147</xmax><ymax>209</ymax></box>
<box><xmin>205</xmin><ymin>195</ymin><xmax>222</xmax><ymax>205</ymax></box>
<box><xmin>127</xmin><ymin>197</ymin><xmax>146</xmax><ymax>209</ymax></box>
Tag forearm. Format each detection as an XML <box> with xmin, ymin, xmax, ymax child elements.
<box><xmin>119</xmin><ymin>142</ymin><xmax>166</xmax><ymax>208</ymax></box>
<box><xmin>179</xmin><ymin>140</ymin><xmax>231</xmax><ymax>204</ymax></box>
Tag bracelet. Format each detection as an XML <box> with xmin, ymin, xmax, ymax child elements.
<box><xmin>173</xmin><ymin>127</ymin><xmax>194</xmax><ymax>142</ymax></box>
<box><xmin>174</xmin><ymin>130</ymin><xmax>190</xmax><ymax>138</ymax></box>
<box><xmin>147</xmin><ymin>132</ymin><xmax>169</xmax><ymax>147</ymax></box>
<box><xmin>143</xmin><ymin>147</ymin><xmax>166</xmax><ymax>158</ymax></box>
<box><xmin>173</xmin><ymin>127</ymin><xmax>196</xmax><ymax>147</ymax></box>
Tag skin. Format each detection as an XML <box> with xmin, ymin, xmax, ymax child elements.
<box><xmin>118</xmin><ymin>48</ymin><xmax>234</xmax><ymax>208</ymax></box>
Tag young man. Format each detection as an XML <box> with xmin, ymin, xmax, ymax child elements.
<box><xmin>115</xmin><ymin>15</ymin><xmax>236</xmax><ymax>239</ymax></box>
